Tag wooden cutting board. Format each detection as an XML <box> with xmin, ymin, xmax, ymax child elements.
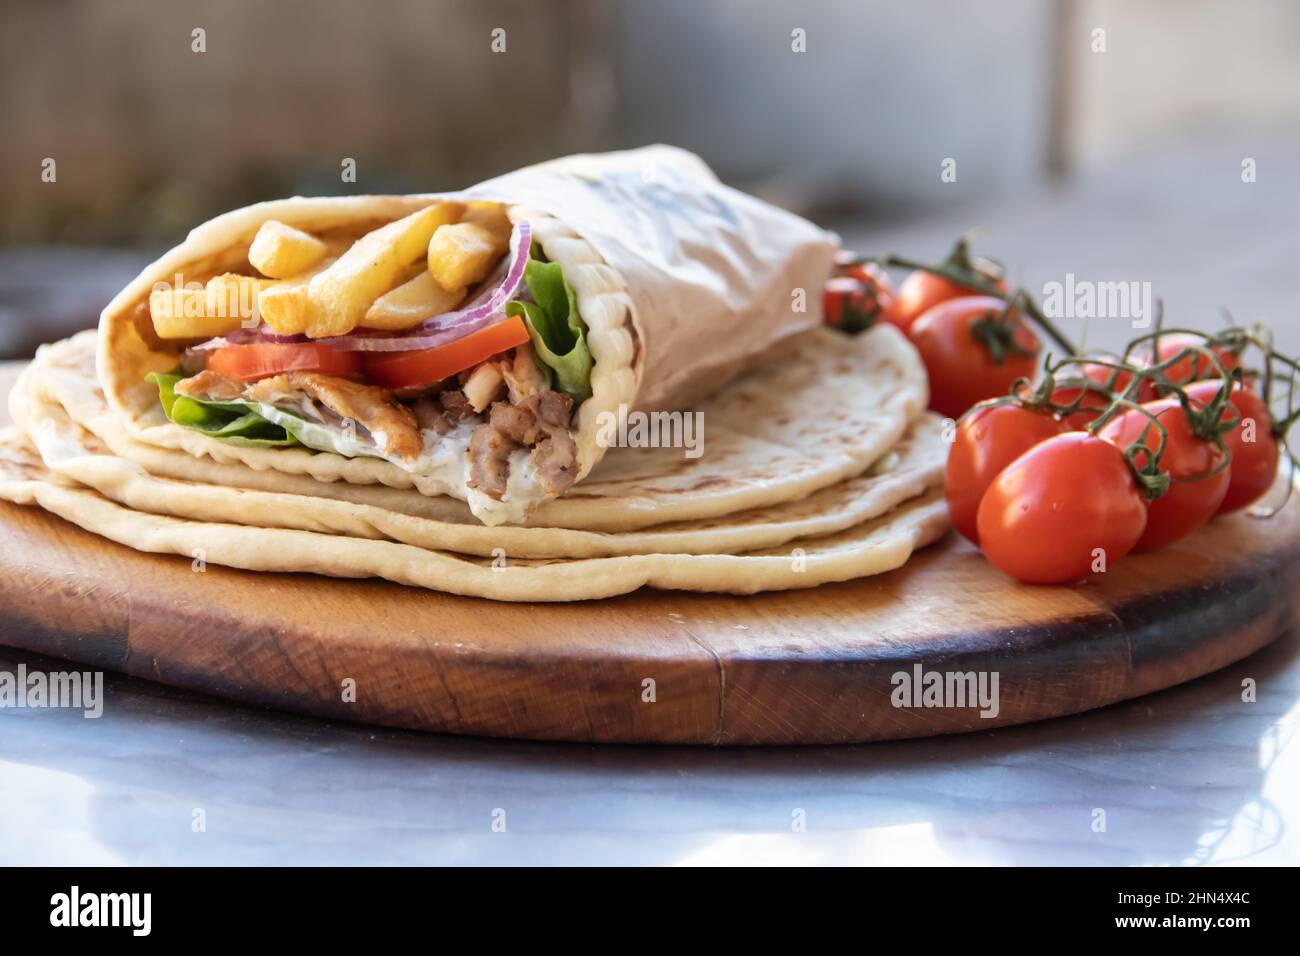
<box><xmin>1</xmin><ymin>355</ymin><xmax>1296</xmax><ymax>744</ymax></box>
<box><xmin>1</xmin><ymin>480</ymin><xmax>1296</xmax><ymax>744</ymax></box>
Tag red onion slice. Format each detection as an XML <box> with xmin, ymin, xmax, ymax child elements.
<box><xmin>192</xmin><ymin>328</ymin><xmax>308</xmax><ymax>350</ymax></box>
<box><xmin>321</xmin><ymin>219</ymin><xmax>532</xmax><ymax>353</ymax></box>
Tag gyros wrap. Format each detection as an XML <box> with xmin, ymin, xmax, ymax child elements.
<box><xmin>95</xmin><ymin>146</ymin><xmax>840</xmax><ymax>525</ymax></box>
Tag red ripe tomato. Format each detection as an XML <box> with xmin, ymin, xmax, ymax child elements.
<box><xmin>823</xmin><ymin>267</ymin><xmax>895</xmax><ymax>333</ymax></box>
<box><xmin>207</xmin><ymin>342</ymin><xmax>363</xmax><ymax>382</ymax></box>
<box><xmin>1100</xmin><ymin>397</ymin><xmax>1230</xmax><ymax>550</ymax></box>
<box><xmin>945</xmin><ymin>402</ymin><xmax>1066</xmax><ymax>544</ymax></box>
<box><xmin>1185</xmin><ymin>380</ymin><xmax>1280</xmax><ymax>513</ymax></box>
<box><xmin>892</xmin><ymin>260</ymin><xmax>1008</xmax><ymax>335</ymax></box>
<box><xmin>1050</xmin><ymin>361</ymin><xmax>1135</xmax><ymax>430</ymax></box>
<box><xmin>1139</xmin><ymin>333</ymin><xmax>1241</xmax><ymax>400</ymax></box>
<box><xmin>1050</xmin><ymin>385</ymin><xmax>1112</xmax><ymax>431</ymax></box>
<box><xmin>976</xmin><ymin>433</ymin><xmax>1148</xmax><ymax>585</ymax></box>
<box><xmin>839</xmin><ymin>259</ymin><xmax>896</xmax><ymax>300</ymax></box>
<box><xmin>910</xmin><ymin>295</ymin><xmax>1041</xmax><ymax>419</ymax></box>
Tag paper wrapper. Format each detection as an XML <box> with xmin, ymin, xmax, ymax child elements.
<box><xmin>468</xmin><ymin>144</ymin><xmax>839</xmax><ymax>411</ymax></box>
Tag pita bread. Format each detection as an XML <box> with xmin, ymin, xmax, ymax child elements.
<box><xmin>43</xmin><ymin>323</ymin><xmax>929</xmax><ymax>532</ymax></box>
<box><xmin>14</xmin><ymin>358</ymin><xmax>946</xmax><ymax>559</ymax></box>
<box><xmin>0</xmin><ymin>426</ymin><xmax>948</xmax><ymax>602</ymax></box>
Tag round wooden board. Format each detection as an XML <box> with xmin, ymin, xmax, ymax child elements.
<box><xmin>1</xmin><ymin>486</ymin><xmax>1297</xmax><ymax>745</ymax></box>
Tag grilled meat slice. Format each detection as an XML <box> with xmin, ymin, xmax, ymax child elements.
<box><xmin>467</xmin><ymin>422</ymin><xmax>517</xmax><ymax>499</ymax></box>
<box><xmin>245</xmin><ymin>372</ymin><xmax>422</xmax><ymax>462</ymax></box>
<box><xmin>174</xmin><ymin>369</ymin><xmax>246</xmax><ymax>401</ymax></box>
<box><xmin>412</xmin><ymin>389</ymin><xmax>478</xmax><ymax>436</ymax></box>
<box><xmin>468</xmin><ymin>388</ymin><xmax>577</xmax><ymax>499</ymax></box>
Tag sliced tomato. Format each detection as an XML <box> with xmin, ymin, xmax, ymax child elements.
<box><xmin>207</xmin><ymin>342</ymin><xmax>363</xmax><ymax>382</ymax></box>
<box><xmin>363</xmin><ymin>315</ymin><xmax>531</xmax><ymax>389</ymax></box>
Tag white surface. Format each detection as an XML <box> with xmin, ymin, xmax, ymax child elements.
<box><xmin>0</xmin><ymin>628</ymin><xmax>1295</xmax><ymax>866</ymax></box>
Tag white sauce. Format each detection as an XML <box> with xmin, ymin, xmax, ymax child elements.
<box><xmin>466</xmin><ymin>448</ymin><xmax>544</xmax><ymax>526</ymax></box>
<box><xmin>256</xmin><ymin>400</ymin><xmax>547</xmax><ymax>523</ymax></box>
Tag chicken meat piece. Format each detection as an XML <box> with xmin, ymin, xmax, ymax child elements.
<box><xmin>467</xmin><ymin>388</ymin><xmax>578</xmax><ymax>499</ymax></box>
<box><xmin>245</xmin><ymin>371</ymin><xmax>422</xmax><ymax>462</ymax></box>
<box><xmin>467</xmin><ymin>421</ymin><xmax>517</xmax><ymax>499</ymax></box>
<box><xmin>174</xmin><ymin>370</ymin><xmax>247</xmax><ymax>402</ymax></box>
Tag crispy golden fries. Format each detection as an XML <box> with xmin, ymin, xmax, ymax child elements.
<box><xmin>466</xmin><ymin>200</ymin><xmax>512</xmax><ymax>238</ymax></box>
<box><xmin>303</xmin><ymin>201</ymin><xmax>465</xmax><ymax>338</ymax></box>
<box><xmin>149</xmin><ymin>273</ymin><xmax>271</xmax><ymax>339</ymax></box>
<box><xmin>248</xmin><ymin>221</ymin><xmax>331</xmax><ymax>279</ymax></box>
<box><xmin>258</xmin><ymin>256</ymin><xmax>343</xmax><ymax>334</ymax></box>
<box><xmin>363</xmin><ymin>269</ymin><xmax>466</xmax><ymax>331</ymax></box>
<box><xmin>426</xmin><ymin>203</ymin><xmax>511</xmax><ymax>293</ymax></box>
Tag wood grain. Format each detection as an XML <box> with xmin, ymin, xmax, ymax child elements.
<box><xmin>2</xmin><ymin>358</ymin><xmax>1296</xmax><ymax>744</ymax></box>
<box><xmin>0</xmin><ymin>480</ymin><xmax>1295</xmax><ymax>745</ymax></box>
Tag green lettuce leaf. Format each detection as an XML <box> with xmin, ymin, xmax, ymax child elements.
<box><xmin>148</xmin><ymin>372</ymin><xmax>407</xmax><ymax>461</ymax></box>
<box><xmin>148</xmin><ymin>372</ymin><xmax>300</xmax><ymax>447</ymax></box>
<box><xmin>506</xmin><ymin>257</ymin><xmax>593</xmax><ymax>404</ymax></box>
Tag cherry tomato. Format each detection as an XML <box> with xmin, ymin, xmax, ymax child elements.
<box><xmin>362</xmin><ymin>315</ymin><xmax>530</xmax><ymax>389</ymax></box>
<box><xmin>1050</xmin><ymin>361</ymin><xmax>1135</xmax><ymax>430</ymax></box>
<box><xmin>1050</xmin><ymin>385</ymin><xmax>1112</xmax><ymax>431</ymax></box>
<box><xmin>892</xmin><ymin>259</ymin><xmax>1008</xmax><ymax>335</ymax></box>
<box><xmin>207</xmin><ymin>342</ymin><xmax>363</xmax><ymax>382</ymax></box>
<box><xmin>1100</xmin><ymin>397</ymin><xmax>1230</xmax><ymax>550</ymax></box>
<box><xmin>945</xmin><ymin>402</ymin><xmax>1066</xmax><ymax>544</ymax></box>
<box><xmin>1185</xmin><ymin>379</ymin><xmax>1280</xmax><ymax>513</ymax></box>
<box><xmin>823</xmin><ymin>269</ymin><xmax>894</xmax><ymax>333</ymax></box>
<box><xmin>910</xmin><ymin>295</ymin><xmax>1041</xmax><ymax>419</ymax></box>
<box><xmin>1138</xmin><ymin>333</ymin><xmax>1241</xmax><ymax>400</ymax></box>
<box><xmin>834</xmin><ymin>255</ymin><xmax>896</xmax><ymax>305</ymax></box>
<box><xmin>976</xmin><ymin>433</ymin><xmax>1148</xmax><ymax>585</ymax></box>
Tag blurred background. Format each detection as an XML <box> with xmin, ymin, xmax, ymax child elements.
<box><xmin>2</xmin><ymin>0</ymin><xmax>1298</xmax><ymax>357</ymax></box>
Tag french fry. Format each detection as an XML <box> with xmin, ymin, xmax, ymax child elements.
<box><xmin>248</xmin><ymin>220</ymin><xmax>331</xmax><ymax>279</ymax></box>
<box><xmin>363</xmin><ymin>269</ymin><xmax>466</xmax><ymax>331</ymax></box>
<box><xmin>427</xmin><ymin>203</ymin><xmax>511</xmax><ymax>293</ymax></box>
<box><xmin>150</xmin><ymin>288</ymin><xmax>239</xmax><ymax>339</ymax></box>
<box><xmin>207</xmin><ymin>273</ymin><xmax>273</xmax><ymax>325</ymax></box>
<box><xmin>148</xmin><ymin>273</ymin><xmax>270</xmax><ymax>339</ymax></box>
<box><xmin>304</xmin><ymin>200</ymin><xmax>465</xmax><ymax>338</ymax></box>
<box><xmin>259</xmin><ymin>256</ymin><xmax>342</xmax><ymax>334</ymax></box>
<box><xmin>465</xmin><ymin>201</ymin><xmax>512</xmax><ymax>240</ymax></box>
<box><xmin>258</xmin><ymin>282</ymin><xmax>310</xmax><ymax>335</ymax></box>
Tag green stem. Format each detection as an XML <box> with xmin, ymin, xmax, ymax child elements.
<box><xmin>881</xmin><ymin>254</ymin><xmax>1004</xmax><ymax>296</ymax></box>
<box><xmin>1017</xmin><ymin>291</ymin><xmax>1079</xmax><ymax>357</ymax></box>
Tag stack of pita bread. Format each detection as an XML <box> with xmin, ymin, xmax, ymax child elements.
<box><xmin>0</xmin><ymin>147</ymin><xmax>949</xmax><ymax>601</ymax></box>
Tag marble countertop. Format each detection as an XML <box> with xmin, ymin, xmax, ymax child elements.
<box><xmin>1</xmin><ymin>628</ymin><xmax>1295</xmax><ymax>866</ymax></box>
